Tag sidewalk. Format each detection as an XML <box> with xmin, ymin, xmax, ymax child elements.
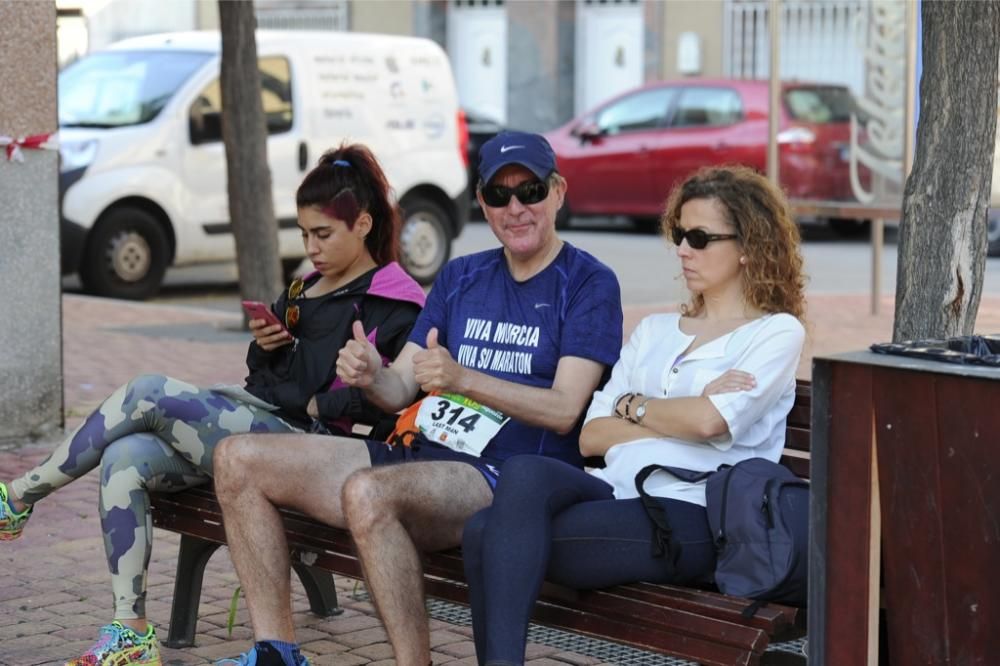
<box><xmin>3</xmin><ymin>292</ymin><xmax>1000</xmax><ymax>665</ymax></box>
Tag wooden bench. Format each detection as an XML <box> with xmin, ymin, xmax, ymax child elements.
<box><xmin>150</xmin><ymin>381</ymin><xmax>811</xmax><ymax>666</ymax></box>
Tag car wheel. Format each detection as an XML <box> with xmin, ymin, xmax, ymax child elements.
<box><xmin>633</xmin><ymin>217</ymin><xmax>661</xmax><ymax>234</ymax></box>
<box><xmin>79</xmin><ymin>206</ymin><xmax>170</xmax><ymax>300</ymax></box>
<box><xmin>987</xmin><ymin>211</ymin><xmax>1000</xmax><ymax>257</ymax></box>
<box><xmin>828</xmin><ymin>218</ymin><xmax>871</xmax><ymax>237</ymax></box>
<box><xmin>399</xmin><ymin>197</ymin><xmax>451</xmax><ymax>285</ymax></box>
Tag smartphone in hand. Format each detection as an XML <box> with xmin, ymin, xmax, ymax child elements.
<box><xmin>241</xmin><ymin>300</ymin><xmax>287</xmax><ymax>332</ymax></box>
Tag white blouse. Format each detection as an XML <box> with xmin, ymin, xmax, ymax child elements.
<box><xmin>585</xmin><ymin>312</ymin><xmax>805</xmax><ymax>506</ymax></box>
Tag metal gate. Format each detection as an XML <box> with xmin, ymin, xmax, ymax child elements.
<box><xmin>255</xmin><ymin>1</ymin><xmax>349</xmax><ymax>31</ymax></box>
<box><xmin>724</xmin><ymin>0</ymin><xmax>868</xmax><ymax>93</ymax></box>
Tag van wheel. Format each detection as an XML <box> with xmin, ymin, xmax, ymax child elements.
<box><xmin>80</xmin><ymin>207</ymin><xmax>169</xmax><ymax>300</ymax></box>
<box><xmin>399</xmin><ymin>197</ymin><xmax>451</xmax><ymax>285</ymax></box>
<box><xmin>988</xmin><ymin>212</ymin><xmax>1000</xmax><ymax>257</ymax></box>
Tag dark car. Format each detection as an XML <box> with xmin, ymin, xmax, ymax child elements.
<box><xmin>545</xmin><ymin>78</ymin><xmax>866</xmax><ymax>231</ymax></box>
<box><xmin>462</xmin><ymin>108</ymin><xmax>504</xmax><ymax>213</ymax></box>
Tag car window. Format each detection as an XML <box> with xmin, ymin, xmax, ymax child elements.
<box><xmin>784</xmin><ymin>86</ymin><xmax>859</xmax><ymax>124</ymax></box>
<box><xmin>189</xmin><ymin>56</ymin><xmax>294</xmax><ymax>145</ymax></box>
<box><xmin>595</xmin><ymin>88</ymin><xmax>675</xmax><ymax>135</ymax></box>
<box><xmin>672</xmin><ymin>88</ymin><xmax>742</xmax><ymax>127</ymax></box>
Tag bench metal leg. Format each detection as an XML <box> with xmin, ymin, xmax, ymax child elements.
<box><xmin>166</xmin><ymin>534</ymin><xmax>220</xmax><ymax>648</ymax></box>
<box><xmin>291</xmin><ymin>562</ymin><xmax>343</xmax><ymax>617</ymax></box>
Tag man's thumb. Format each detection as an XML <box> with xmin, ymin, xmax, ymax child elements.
<box><xmin>426</xmin><ymin>327</ymin><xmax>439</xmax><ymax>349</ymax></box>
<box><xmin>353</xmin><ymin>320</ymin><xmax>367</xmax><ymax>342</ymax></box>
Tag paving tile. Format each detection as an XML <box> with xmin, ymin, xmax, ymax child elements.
<box><xmin>298</xmin><ymin>638</ymin><xmax>353</xmax><ymax>656</ymax></box>
<box><xmin>349</xmin><ymin>641</ymin><xmax>396</xmax><ymax>661</ymax></box>
<box><xmin>308</xmin><ymin>652</ymin><xmax>369</xmax><ymax>666</ymax></box>
<box><xmin>333</xmin><ymin>626</ymin><xmax>390</xmax><ymax>649</ymax></box>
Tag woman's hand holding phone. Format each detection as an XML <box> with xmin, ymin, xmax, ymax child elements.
<box><xmin>243</xmin><ymin>301</ymin><xmax>293</xmax><ymax>351</ymax></box>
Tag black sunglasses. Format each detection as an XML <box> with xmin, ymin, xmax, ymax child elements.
<box><xmin>480</xmin><ymin>179</ymin><xmax>550</xmax><ymax>208</ymax></box>
<box><xmin>671</xmin><ymin>227</ymin><xmax>739</xmax><ymax>250</ymax></box>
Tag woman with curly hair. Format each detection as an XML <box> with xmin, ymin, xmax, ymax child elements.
<box><xmin>461</xmin><ymin>165</ymin><xmax>807</xmax><ymax>666</ymax></box>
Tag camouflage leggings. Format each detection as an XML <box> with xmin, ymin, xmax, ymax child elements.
<box><xmin>9</xmin><ymin>374</ymin><xmax>299</xmax><ymax>619</ymax></box>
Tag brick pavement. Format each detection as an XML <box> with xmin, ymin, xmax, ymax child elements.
<box><xmin>3</xmin><ymin>292</ymin><xmax>1000</xmax><ymax>665</ymax></box>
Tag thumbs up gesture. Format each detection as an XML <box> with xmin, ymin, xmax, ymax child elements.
<box><xmin>413</xmin><ymin>327</ymin><xmax>464</xmax><ymax>393</ymax></box>
<box><xmin>337</xmin><ymin>320</ymin><xmax>382</xmax><ymax>387</ymax></box>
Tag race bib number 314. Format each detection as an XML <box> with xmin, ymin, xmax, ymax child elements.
<box><xmin>414</xmin><ymin>393</ymin><xmax>509</xmax><ymax>457</ymax></box>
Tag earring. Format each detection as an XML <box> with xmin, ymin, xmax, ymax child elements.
<box><xmin>739</xmin><ymin>256</ymin><xmax>747</xmax><ymax>265</ymax></box>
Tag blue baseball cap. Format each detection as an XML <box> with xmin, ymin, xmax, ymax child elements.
<box><xmin>478</xmin><ymin>131</ymin><xmax>558</xmax><ymax>186</ymax></box>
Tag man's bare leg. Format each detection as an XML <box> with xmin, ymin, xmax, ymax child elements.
<box><xmin>342</xmin><ymin>462</ymin><xmax>493</xmax><ymax>666</ymax></box>
<box><xmin>213</xmin><ymin>434</ymin><xmax>372</xmax><ymax>643</ymax></box>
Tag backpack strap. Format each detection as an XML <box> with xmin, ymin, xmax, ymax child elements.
<box><xmin>634</xmin><ymin>465</ymin><xmax>712</xmax><ymax>567</ymax></box>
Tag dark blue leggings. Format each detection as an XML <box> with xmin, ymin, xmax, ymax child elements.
<box><xmin>462</xmin><ymin>455</ymin><xmax>717</xmax><ymax>666</ymax></box>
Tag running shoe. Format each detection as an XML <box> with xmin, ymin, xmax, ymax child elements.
<box><xmin>66</xmin><ymin>621</ymin><xmax>161</xmax><ymax>666</ymax></box>
<box><xmin>216</xmin><ymin>643</ymin><xmax>310</xmax><ymax>665</ymax></box>
<box><xmin>0</xmin><ymin>481</ymin><xmax>32</xmax><ymax>541</ymax></box>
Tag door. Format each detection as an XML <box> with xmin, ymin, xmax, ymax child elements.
<box><xmin>648</xmin><ymin>86</ymin><xmax>755</xmax><ymax>203</ymax></box>
<box><xmin>575</xmin><ymin>0</ymin><xmax>644</xmax><ymax>116</ymax></box>
<box><xmin>560</xmin><ymin>86</ymin><xmax>676</xmax><ymax>217</ymax></box>
<box><xmin>179</xmin><ymin>55</ymin><xmax>301</xmax><ymax>261</ymax></box>
<box><xmin>448</xmin><ymin>3</ymin><xmax>507</xmax><ymax>124</ymax></box>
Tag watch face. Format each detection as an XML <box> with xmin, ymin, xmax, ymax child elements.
<box><xmin>636</xmin><ymin>404</ymin><xmax>646</xmax><ymax>419</ymax></box>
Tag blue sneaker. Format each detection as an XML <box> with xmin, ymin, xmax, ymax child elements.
<box><xmin>216</xmin><ymin>643</ymin><xmax>310</xmax><ymax>666</ymax></box>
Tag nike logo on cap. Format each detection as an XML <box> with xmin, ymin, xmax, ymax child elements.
<box><xmin>499</xmin><ymin>145</ymin><xmax>525</xmax><ymax>153</ymax></box>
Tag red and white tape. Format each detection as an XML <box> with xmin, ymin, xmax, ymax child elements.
<box><xmin>1</xmin><ymin>133</ymin><xmax>58</xmax><ymax>162</ymax></box>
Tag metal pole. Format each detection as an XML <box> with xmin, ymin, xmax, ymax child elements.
<box><xmin>871</xmin><ymin>218</ymin><xmax>884</xmax><ymax>315</ymax></box>
<box><xmin>767</xmin><ymin>0</ymin><xmax>781</xmax><ymax>185</ymax></box>
<box><xmin>904</xmin><ymin>0</ymin><xmax>918</xmax><ymax>177</ymax></box>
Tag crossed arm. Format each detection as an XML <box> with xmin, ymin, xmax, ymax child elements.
<box><xmin>578</xmin><ymin>370</ymin><xmax>755</xmax><ymax>457</ymax></box>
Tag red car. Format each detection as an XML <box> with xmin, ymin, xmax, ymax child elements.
<box><xmin>546</xmin><ymin>78</ymin><xmax>862</xmax><ymax>227</ymax></box>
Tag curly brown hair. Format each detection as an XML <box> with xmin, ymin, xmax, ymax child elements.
<box><xmin>660</xmin><ymin>165</ymin><xmax>806</xmax><ymax>319</ymax></box>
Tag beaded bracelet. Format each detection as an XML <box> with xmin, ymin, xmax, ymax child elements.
<box><xmin>612</xmin><ymin>391</ymin><xmax>635</xmax><ymax>420</ymax></box>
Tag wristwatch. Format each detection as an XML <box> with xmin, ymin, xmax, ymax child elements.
<box><xmin>634</xmin><ymin>396</ymin><xmax>652</xmax><ymax>425</ymax></box>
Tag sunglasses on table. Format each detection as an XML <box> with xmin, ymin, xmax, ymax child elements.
<box><xmin>670</xmin><ymin>227</ymin><xmax>739</xmax><ymax>250</ymax></box>
<box><xmin>285</xmin><ymin>277</ymin><xmax>306</xmax><ymax>329</ymax></box>
<box><xmin>480</xmin><ymin>179</ymin><xmax>550</xmax><ymax>208</ymax></box>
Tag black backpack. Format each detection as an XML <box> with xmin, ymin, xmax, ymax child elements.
<box><xmin>635</xmin><ymin>457</ymin><xmax>809</xmax><ymax>616</ymax></box>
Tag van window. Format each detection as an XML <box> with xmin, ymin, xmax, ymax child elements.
<box><xmin>189</xmin><ymin>56</ymin><xmax>294</xmax><ymax>145</ymax></box>
<box><xmin>59</xmin><ymin>50</ymin><xmax>211</xmax><ymax>128</ymax></box>
<box><xmin>595</xmin><ymin>88</ymin><xmax>676</xmax><ymax>135</ymax></box>
<box><xmin>672</xmin><ymin>88</ymin><xmax>742</xmax><ymax>127</ymax></box>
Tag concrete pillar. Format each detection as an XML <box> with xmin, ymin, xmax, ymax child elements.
<box><xmin>506</xmin><ymin>1</ymin><xmax>576</xmax><ymax>132</ymax></box>
<box><xmin>0</xmin><ymin>2</ymin><xmax>62</xmax><ymax>443</ymax></box>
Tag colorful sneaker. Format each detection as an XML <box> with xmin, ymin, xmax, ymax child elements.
<box><xmin>66</xmin><ymin>621</ymin><xmax>161</xmax><ymax>666</ymax></box>
<box><xmin>0</xmin><ymin>481</ymin><xmax>32</xmax><ymax>541</ymax></box>
<box><xmin>216</xmin><ymin>642</ymin><xmax>310</xmax><ymax>665</ymax></box>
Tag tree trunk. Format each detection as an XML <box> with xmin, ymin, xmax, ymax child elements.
<box><xmin>893</xmin><ymin>1</ymin><xmax>1000</xmax><ymax>341</ymax></box>
<box><xmin>218</xmin><ymin>0</ymin><xmax>283</xmax><ymax>317</ymax></box>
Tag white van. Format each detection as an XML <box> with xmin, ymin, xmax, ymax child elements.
<box><xmin>58</xmin><ymin>30</ymin><xmax>469</xmax><ymax>299</ymax></box>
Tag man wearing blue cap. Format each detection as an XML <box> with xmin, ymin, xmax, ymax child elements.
<box><xmin>213</xmin><ymin>132</ymin><xmax>623</xmax><ymax>666</ymax></box>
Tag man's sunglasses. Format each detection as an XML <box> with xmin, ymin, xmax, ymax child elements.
<box><xmin>671</xmin><ymin>227</ymin><xmax>739</xmax><ymax>250</ymax></box>
<box><xmin>480</xmin><ymin>179</ymin><xmax>550</xmax><ymax>208</ymax></box>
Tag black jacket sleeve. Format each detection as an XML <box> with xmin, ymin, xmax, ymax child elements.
<box><xmin>312</xmin><ymin>300</ymin><xmax>422</xmax><ymax>426</ymax></box>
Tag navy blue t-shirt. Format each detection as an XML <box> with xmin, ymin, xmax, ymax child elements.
<box><xmin>408</xmin><ymin>243</ymin><xmax>623</xmax><ymax>467</ymax></box>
